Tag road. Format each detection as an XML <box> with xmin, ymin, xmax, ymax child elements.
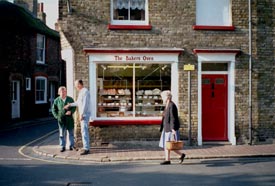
<box><xmin>0</xmin><ymin>121</ymin><xmax>275</xmax><ymax>186</ymax></box>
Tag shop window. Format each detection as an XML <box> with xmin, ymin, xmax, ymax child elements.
<box><xmin>196</xmin><ymin>0</ymin><xmax>232</xmax><ymax>26</ymax></box>
<box><xmin>111</xmin><ymin>0</ymin><xmax>148</xmax><ymax>26</ymax></box>
<box><xmin>35</xmin><ymin>76</ymin><xmax>47</xmax><ymax>104</ymax></box>
<box><xmin>36</xmin><ymin>34</ymin><xmax>45</xmax><ymax>64</ymax></box>
<box><xmin>97</xmin><ymin>63</ymin><xmax>171</xmax><ymax>118</ymax></box>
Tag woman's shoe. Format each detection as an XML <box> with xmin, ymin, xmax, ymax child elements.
<box><xmin>179</xmin><ymin>153</ymin><xmax>186</xmax><ymax>164</ymax></box>
<box><xmin>160</xmin><ymin>161</ymin><xmax>171</xmax><ymax>165</ymax></box>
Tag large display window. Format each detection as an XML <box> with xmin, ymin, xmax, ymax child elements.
<box><xmin>96</xmin><ymin>63</ymin><xmax>171</xmax><ymax>118</ymax></box>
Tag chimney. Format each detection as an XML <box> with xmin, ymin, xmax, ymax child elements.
<box><xmin>37</xmin><ymin>2</ymin><xmax>46</xmax><ymax>23</ymax></box>
<box><xmin>14</xmin><ymin>0</ymin><xmax>37</xmax><ymax>17</ymax></box>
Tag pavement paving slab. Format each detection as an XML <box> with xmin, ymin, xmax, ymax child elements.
<box><xmin>30</xmin><ymin>131</ymin><xmax>275</xmax><ymax>163</ymax></box>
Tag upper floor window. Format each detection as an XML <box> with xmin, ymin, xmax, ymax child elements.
<box><xmin>35</xmin><ymin>76</ymin><xmax>47</xmax><ymax>104</ymax></box>
<box><xmin>196</xmin><ymin>0</ymin><xmax>232</xmax><ymax>26</ymax></box>
<box><xmin>111</xmin><ymin>0</ymin><xmax>148</xmax><ymax>25</ymax></box>
<box><xmin>36</xmin><ymin>34</ymin><xmax>45</xmax><ymax>64</ymax></box>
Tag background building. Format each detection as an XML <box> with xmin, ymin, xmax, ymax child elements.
<box><xmin>58</xmin><ymin>0</ymin><xmax>275</xmax><ymax>146</ymax></box>
<box><xmin>0</xmin><ymin>1</ymin><xmax>64</xmax><ymax>126</ymax></box>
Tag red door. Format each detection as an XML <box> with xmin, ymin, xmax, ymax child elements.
<box><xmin>202</xmin><ymin>75</ymin><xmax>228</xmax><ymax>141</ymax></box>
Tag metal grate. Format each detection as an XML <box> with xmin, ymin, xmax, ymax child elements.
<box><xmin>67</xmin><ymin>182</ymin><xmax>92</xmax><ymax>186</ymax></box>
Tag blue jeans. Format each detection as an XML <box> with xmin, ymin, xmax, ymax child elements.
<box><xmin>80</xmin><ymin>117</ymin><xmax>90</xmax><ymax>150</ymax></box>
<box><xmin>59</xmin><ymin>125</ymin><xmax>74</xmax><ymax>148</ymax></box>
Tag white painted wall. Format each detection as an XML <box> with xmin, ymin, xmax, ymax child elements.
<box><xmin>61</xmin><ymin>48</ymin><xmax>75</xmax><ymax>97</ymax></box>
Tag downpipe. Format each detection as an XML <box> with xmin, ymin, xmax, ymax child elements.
<box><xmin>248</xmin><ymin>0</ymin><xmax>253</xmax><ymax>145</ymax></box>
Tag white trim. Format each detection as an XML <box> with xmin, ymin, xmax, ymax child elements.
<box><xmin>61</xmin><ymin>48</ymin><xmax>75</xmax><ymax>97</ymax></box>
<box><xmin>110</xmin><ymin>0</ymin><xmax>149</xmax><ymax>25</ymax></box>
<box><xmin>35</xmin><ymin>76</ymin><xmax>47</xmax><ymax>104</ymax></box>
<box><xmin>88</xmin><ymin>52</ymin><xmax>180</xmax><ymax>121</ymax></box>
<box><xmin>197</xmin><ymin>53</ymin><xmax>237</xmax><ymax>146</ymax></box>
<box><xmin>201</xmin><ymin>71</ymin><xmax>228</xmax><ymax>75</ymax></box>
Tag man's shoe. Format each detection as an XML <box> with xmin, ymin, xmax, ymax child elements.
<box><xmin>69</xmin><ymin>146</ymin><xmax>77</xmax><ymax>151</ymax></box>
<box><xmin>80</xmin><ymin>149</ymin><xmax>90</xmax><ymax>155</ymax></box>
<box><xmin>60</xmin><ymin>147</ymin><xmax>65</xmax><ymax>152</ymax></box>
<box><xmin>160</xmin><ymin>161</ymin><xmax>171</xmax><ymax>165</ymax></box>
<box><xmin>179</xmin><ymin>153</ymin><xmax>186</xmax><ymax>164</ymax></box>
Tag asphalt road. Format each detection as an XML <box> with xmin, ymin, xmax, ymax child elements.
<box><xmin>0</xmin><ymin>121</ymin><xmax>275</xmax><ymax>186</ymax></box>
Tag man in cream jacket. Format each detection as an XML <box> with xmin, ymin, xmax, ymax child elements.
<box><xmin>65</xmin><ymin>79</ymin><xmax>91</xmax><ymax>155</ymax></box>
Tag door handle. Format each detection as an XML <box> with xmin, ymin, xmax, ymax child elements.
<box><xmin>211</xmin><ymin>91</ymin><xmax>215</xmax><ymax>98</ymax></box>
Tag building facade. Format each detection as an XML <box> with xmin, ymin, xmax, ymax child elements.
<box><xmin>58</xmin><ymin>0</ymin><xmax>275</xmax><ymax>145</ymax></box>
<box><xmin>0</xmin><ymin>1</ymin><xmax>63</xmax><ymax>125</ymax></box>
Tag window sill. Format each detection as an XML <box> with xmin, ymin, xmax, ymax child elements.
<box><xmin>193</xmin><ymin>25</ymin><xmax>235</xmax><ymax>31</ymax></box>
<box><xmin>35</xmin><ymin>101</ymin><xmax>47</xmax><ymax>104</ymax></box>
<box><xmin>108</xmin><ymin>24</ymin><xmax>152</xmax><ymax>30</ymax></box>
<box><xmin>90</xmin><ymin>119</ymin><xmax>161</xmax><ymax>126</ymax></box>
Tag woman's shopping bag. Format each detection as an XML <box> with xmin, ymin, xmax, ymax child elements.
<box><xmin>166</xmin><ymin>133</ymin><xmax>184</xmax><ymax>150</ymax></box>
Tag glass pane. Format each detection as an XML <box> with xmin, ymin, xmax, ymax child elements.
<box><xmin>36</xmin><ymin>79</ymin><xmax>41</xmax><ymax>90</ymax></box>
<box><xmin>97</xmin><ymin>63</ymin><xmax>133</xmax><ymax>118</ymax></box>
<box><xmin>202</xmin><ymin>78</ymin><xmax>211</xmax><ymax>84</ymax></box>
<box><xmin>202</xmin><ymin>63</ymin><xmax>228</xmax><ymax>71</ymax></box>
<box><xmin>36</xmin><ymin>49</ymin><xmax>44</xmax><ymax>62</ymax></box>
<box><xmin>216</xmin><ymin>78</ymin><xmax>225</xmax><ymax>84</ymax></box>
<box><xmin>135</xmin><ymin>64</ymin><xmax>171</xmax><ymax>117</ymax></box>
<box><xmin>130</xmin><ymin>0</ymin><xmax>145</xmax><ymax>20</ymax></box>
<box><xmin>196</xmin><ymin>0</ymin><xmax>230</xmax><ymax>26</ymax></box>
<box><xmin>40</xmin><ymin>80</ymin><xmax>45</xmax><ymax>90</ymax></box>
<box><xmin>113</xmin><ymin>0</ymin><xmax>129</xmax><ymax>20</ymax></box>
<box><xmin>37</xmin><ymin>35</ymin><xmax>44</xmax><ymax>48</ymax></box>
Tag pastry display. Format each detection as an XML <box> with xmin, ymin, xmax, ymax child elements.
<box><xmin>98</xmin><ymin>87</ymin><xmax>166</xmax><ymax>118</ymax></box>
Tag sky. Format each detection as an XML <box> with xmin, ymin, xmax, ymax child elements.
<box><xmin>38</xmin><ymin>0</ymin><xmax>58</xmax><ymax>29</ymax></box>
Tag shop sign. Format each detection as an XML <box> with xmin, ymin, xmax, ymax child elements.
<box><xmin>114</xmin><ymin>55</ymin><xmax>154</xmax><ymax>61</ymax></box>
<box><xmin>184</xmin><ymin>64</ymin><xmax>195</xmax><ymax>71</ymax></box>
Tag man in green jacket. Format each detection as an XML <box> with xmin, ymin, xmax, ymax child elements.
<box><xmin>52</xmin><ymin>86</ymin><xmax>76</xmax><ymax>152</ymax></box>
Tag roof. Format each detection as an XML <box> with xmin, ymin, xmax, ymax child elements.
<box><xmin>0</xmin><ymin>1</ymin><xmax>59</xmax><ymax>39</ymax></box>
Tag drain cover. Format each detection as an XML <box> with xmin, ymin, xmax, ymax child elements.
<box><xmin>67</xmin><ymin>182</ymin><xmax>92</xmax><ymax>186</ymax></box>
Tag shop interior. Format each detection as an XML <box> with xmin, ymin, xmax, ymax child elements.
<box><xmin>97</xmin><ymin>63</ymin><xmax>171</xmax><ymax>118</ymax></box>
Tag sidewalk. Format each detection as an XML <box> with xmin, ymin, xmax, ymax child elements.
<box><xmin>33</xmin><ymin>132</ymin><xmax>275</xmax><ymax>162</ymax></box>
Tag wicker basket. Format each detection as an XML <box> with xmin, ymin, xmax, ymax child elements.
<box><xmin>166</xmin><ymin>140</ymin><xmax>184</xmax><ymax>150</ymax></box>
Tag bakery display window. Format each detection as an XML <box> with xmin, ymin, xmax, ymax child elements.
<box><xmin>96</xmin><ymin>63</ymin><xmax>171</xmax><ymax>118</ymax></box>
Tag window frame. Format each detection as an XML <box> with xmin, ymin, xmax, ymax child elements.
<box><xmin>26</xmin><ymin>77</ymin><xmax>31</xmax><ymax>91</ymax></box>
<box><xmin>35</xmin><ymin>76</ymin><xmax>47</xmax><ymax>104</ymax></box>
<box><xmin>194</xmin><ymin>0</ymin><xmax>234</xmax><ymax>31</ymax></box>
<box><xmin>36</xmin><ymin>34</ymin><xmax>46</xmax><ymax>64</ymax></box>
<box><xmin>110</xmin><ymin>0</ymin><xmax>149</xmax><ymax>26</ymax></box>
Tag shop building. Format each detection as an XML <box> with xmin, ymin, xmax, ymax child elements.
<box><xmin>59</xmin><ymin>0</ymin><xmax>275</xmax><ymax>145</ymax></box>
<box><xmin>0</xmin><ymin>1</ymin><xmax>63</xmax><ymax>125</ymax></box>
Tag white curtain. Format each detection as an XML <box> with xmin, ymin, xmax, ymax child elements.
<box><xmin>113</xmin><ymin>0</ymin><xmax>145</xmax><ymax>10</ymax></box>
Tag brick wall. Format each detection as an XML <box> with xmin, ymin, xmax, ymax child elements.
<box><xmin>59</xmin><ymin>0</ymin><xmax>275</xmax><ymax>145</ymax></box>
